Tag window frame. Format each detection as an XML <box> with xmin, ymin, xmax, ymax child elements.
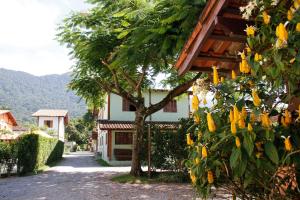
<box><xmin>115</xmin><ymin>132</ymin><xmax>133</xmax><ymax>145</ymax></box>
<box><xmin>163</xmin><ymin>100</ymin><xmax>177</xmax><ymax>113</ymax></box>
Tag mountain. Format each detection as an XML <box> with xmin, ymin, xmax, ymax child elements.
<box><xmin>0</xmin><ymin>68</ymin><xmax>87</xmax><ymax>124</ymax></box>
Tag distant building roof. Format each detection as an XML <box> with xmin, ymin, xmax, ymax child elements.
<box><xmin>0</xmin><ymin>110</ymin><xmax>18</xmax><ymax>126</ymax></box>
<box><xmin>32</xmin><ymin>109</ymin><xmax>68</xmax><ymax>117</ymax></box>
<box><xmin>13</xmin><ymin>126</ymin><xmax>28</xmax><ymax>132</ymax></box>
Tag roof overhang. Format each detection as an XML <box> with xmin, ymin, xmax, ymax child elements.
<box><xmin>0</xmin><ymin>110</ymin><xmax>18</xmax><ymax>126</ymax></box>
<box><xmin>175</xmin><ymin>0</ymin><xmax>249</xmax><ymax>76</ymax></box>
<box><xmin>98</xmin><ymin>120</ymin><xmax>179</xmax><ymax>130</ymax></box>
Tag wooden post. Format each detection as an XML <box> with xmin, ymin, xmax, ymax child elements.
<box><xmin>147</xmin><ymin>124</ymin><xmax>151</xmax><ymax>178</ymax></box>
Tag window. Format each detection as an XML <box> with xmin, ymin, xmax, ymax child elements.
<box><xmin>122</xmin><ymin>98</ymin><xmax>136</xmax><ymax>111</ymax></box>
<box><xmin>44</xmin><ymin>120</ymin><xmax>53</xmax><ymax>128</ymax></box>
<box><xmin>163</xmin><ymin>100</ymin><xmax>177</xmax><ymax>112</ymax></box>
<box><xmin>115</xmin><ymin>132</ymin><xmax>133</xmax><ymax>145</ymax></box>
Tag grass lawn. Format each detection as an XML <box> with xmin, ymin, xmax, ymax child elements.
<box><xmin>111</xmin><ymin>171</ymin><xmax>189</xmax><ymax>184</ymax></box>
<box><xmin>96</xmin><ymin>158</ymin><xmax>111</xmax><ymax>167</ymax></box>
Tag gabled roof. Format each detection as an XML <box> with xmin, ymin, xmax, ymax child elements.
<box><xmin>0</xmin><ymin>110</ymin><xmax>18</xmax><ymax>126</ymax></box>
<box><xmin>32</xmin><ymin>109</ymin><xmax>68</xmax><ymax>117</ymax></box>
<box><xmin>175</xmin><ymin>0</ymin><xmax>249</xmax><ymax>75</ymax></box>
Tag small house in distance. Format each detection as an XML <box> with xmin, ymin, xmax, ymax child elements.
<box><xmin>0</xmin><ymin>110</ymin><xmax>18</xmax><ymax>132</ymax></box>
<box><xmin>32</xmin><ymin>109</ymin><xmax>68</xmax><ymax>142</ymax></box>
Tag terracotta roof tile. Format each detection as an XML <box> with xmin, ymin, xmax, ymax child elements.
<box><xmin>98</xmin><ymin>120</ymin><xmax>179</xmax><ymax>130</ymax></box>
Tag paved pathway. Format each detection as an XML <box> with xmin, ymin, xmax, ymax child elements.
<box><xmin>0</xmin><ymin>152</ymin><xmax>196</xmax><ymax>200</ymax></box>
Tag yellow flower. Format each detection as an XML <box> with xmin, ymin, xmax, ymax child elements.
<box><xmin>276</xmin><ymin>23</ymin><xmax>288</xmax><ymax>42</ymax></box>
<box><xmin>240</xmin><ymin>51</ymin><xmax>246</xmax><ymax>60</ymax></box>
<box><xmin>195</xmin><ymin>157</ymin><xmax>200</xmax><ymax>165</ymax></box>
<box><xmin>186</xmin><ymin>133</ymin><xmax>194</xmax><ymax>146</ymax></box>
<box><xmin>213</xmin><ymin>66</ymin><xmax>219</xmax><ymax>86</ymax></box>
<box><xmin>189</xmin><ymin>171</ymin><xmax>197</xmax><ymax>185</ymax></box>
<box><xmin>229</xmin><ymin>109</ymin><xmax>234</xmax><ymax>122</ymax></box>
<box><xmin>245</xmin><ymin>46</ymin><xmax>251</xmax><ymax>53</ymax></box>
<box><xmin>255</xmin><ymin>142</ymin><xmax>264</xmax><ymax>151</ymax></box>
<box><xmin>203</xmin><ymin>97</ymin><xmax>207</xmax><ymax>105</ymax></box>
<box><xmin>284</xmin><ymin>110</ymin><xmax>292</xmax><ymax>125</ymax></box>
<box><xmin>252</xmin><ymin>89</ymin><xmax>261</xmax><ymax>107</ymax></box>
<box><xmin>231</xmin><ymin>121</ymin><xmax>237</xmax><ymax>135</ymax></box>
<box><xmin>207</xmin><ymin>170</ymin><xmax>214</xmax><ymax>184</ymax></box>
<box><xmin>241</xmin><ymin>59</ymin><xmax>250</xmax><ymax>73</ymax></box>
<box><xmin>202</xmin><ymin>146</ymin><xmax>207</xmax><ymax>159</ymax></box>
<box><xmin>254</xmin><ymin>53</ymin><xmax>262</xmax><ymax>62</ymax></box>
<box><xmin>247</xmin><ymin>123</ymin><xmax>253</xmax><ymax>132</ymax></box>
<box><xmin>245</xmin><ymin>25</ymin><xmax>256</xmax><ymax>37</ymax></box>
<box><xmin>207</xmin><ymin>112</ymin><xmax>216</xmax><ymax>132</ymax></box>
<box><xmin>238</xmin><ymin>117</ymin><xmax>246</xmax><ymax>129</ymax></box>
<box><xmin>194</xmin><ymin>115</ymin><xmax>200</xmax><ymax>124</ymax></box>
<box><xmin>256</xmin><ymin>152</ymin><xmax>262</xmax><ymax>159</ymax></box>
<box><xmin>281</xmin><ymin>117</ymin><xmax>288</xmax><ymax>127</ymax></box>
<box><xmin>233</xmin><ymin>105</ymin><xmax>240</xmax><ymax>122</ymax></box>
<box><xmin>295</xmin><ymin>0</ymin><xmax>300</xmax><ymax>9</ymax></box>
<box><xmin>261</xmin><ymin>112</ymin><xmax>272</xmax><ymax>128</ymax></box>
<box><xmin>235</xmin><ymin>137</ymin><xmax>241</xmax><ymax>148</ymax></box>
<box><xmin>287</xmin><ymin>10</ymin><xmax>293</xmax><ymax>21</ymax></box>
<box><xmin>296</xmin><ymin>23</ymin><xmax>300</xmax><ymax>32</ymax></box>
<box><xmin>241</xmin><ymin>107</ymin><xmax>247</xmax><ymax>119</ymax></box>
<box><xmin>231</xmin><ymin>70</ymin><xmax>236</xmax><ymax>80</ymax></box>
<box><xmin>284</xmin><ymin>136</ymin><xmax>292</xmax><ymax>151</ymax></box>
<box><xmin>192</xmin><ymin>95</ymin><xmax>199</xmax><ymax>112</ymax></box>
<box><xmin>290</xmin><ymin>57</ymin><xmax>296</xmax><ymax>63</ymax></box>
<box><xmin>262</xmin><ymin>11</ymin><xmax>270</xmax><ymax>24</ymax></box>
<box><xmin>220</xmin><ymin>77</ymin><xmax>225</xmax><ymax>83</ymax></box>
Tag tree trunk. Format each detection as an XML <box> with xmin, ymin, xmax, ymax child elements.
<box><xmin>130</xmin><ymin>108</ymin><xmax>145</xmax><ymax>176</ymax></box>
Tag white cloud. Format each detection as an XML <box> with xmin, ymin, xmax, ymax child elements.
<box><xmin>0</xmin><ymin>0</ymin><xmax>89</xmax><ymax>76</ymax></box>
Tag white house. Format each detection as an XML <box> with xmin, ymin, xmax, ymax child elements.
<box><xmin>96</xmin><ymin>89</ymin><xmax>190</xmax><ymax>166</ymax></box>
<box><xmin>32</xmin><ymin>109</ymin><xmax>68</xmax><ymax>142</ymax></box>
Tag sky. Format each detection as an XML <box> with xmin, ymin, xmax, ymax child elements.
<box><xmin>0</xmin><ymin>0</ymin><xmax>91</xmax><ymax>76</ymax></box>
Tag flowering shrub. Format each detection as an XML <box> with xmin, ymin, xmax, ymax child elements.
<box><xmin>186</xmin><ymin>0</ymin><xmax>300</xmax><ymax>199</ymax></box>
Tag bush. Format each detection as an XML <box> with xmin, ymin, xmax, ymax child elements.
<box><xmin>17</xmin><ymin>134</ymin><xmax>64</xmax><ymax>175</ymax></box>
<box><xmin>142</xmin><ymin>118</ymin><xmax>192</xmax><ymax>172</ymax></box>
<box><xmin>0</xmin><ymin>141</ymin><xmax>18</xmax><ymax>176</ymax></box>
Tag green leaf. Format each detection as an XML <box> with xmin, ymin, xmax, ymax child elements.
<box><xmin>117</xmin><ymin>30</ymin><xmax>130</xmax><ymax>39</ymax></box>
<box><xmin>230</xmin><ymin>148</ymin><xmax>241</xmax><ymax>169</ymax></box>
<box><xmin>243</xmin><ymin>133</ymin><xmax>254</xmax><ymax>156</ymax></box>
<box><xmin>264</xmin><ymin>142</ymin><xmax>279</xmax><ymax>165</ymax></box>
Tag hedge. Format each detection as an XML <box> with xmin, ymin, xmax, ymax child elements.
<box><xmin>17</xmin><ymin>134</ymin><xmax>64</xmax><ymax>174</ymax></box>
<box><xmin>0</xmin><ymin>141</ymin><xmax>18</xmax><ymax>176</ymax></box>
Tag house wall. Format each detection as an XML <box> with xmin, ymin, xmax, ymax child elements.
<box><xmin>98</xmin><ymin>129</ymin><xmax>108</xmax><ymax>161</ymax></box>
<box><xmin>109</xmin><ymin>91</ymin><xmax>189</xmax><ymax>122</ymax></box>
<box><xmin>37</xmin><ymin>116</ymin><xmax>65</xmax><ymax>141</ymax></box>
<box><xmin>0</xmin><ymin>113</ymin><xmax>14</xmax><ymax>131</ymax></box>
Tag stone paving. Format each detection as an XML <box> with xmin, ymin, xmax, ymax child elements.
<box><xmin>0</xmin><ymin>152</ymin><xmax>196</xmax><ymax>200</ymax></box>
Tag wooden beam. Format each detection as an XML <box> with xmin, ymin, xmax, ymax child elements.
<box><xmin>196</xmin><ymin>56</ymin><xmax>240</xmax><ymax>63</ymax></box>
<box><xmin>209</xmin><ymin>34</ymin><xmax>246</xmax><ymax>43</ymax></box>
<box><xmin>190</xmin><ymin>66</ymin><xmax>232</xmax><ymax>73</ymax></box>
<box><xmin>178</xmin><ymin>0</ymin><xmax>228</xmax><ymax>75</ymax></box>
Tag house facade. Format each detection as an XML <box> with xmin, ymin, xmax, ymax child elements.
<box><xmin>32</xmin><ymin>109</ymin><xmax>68</xmax><ymax>142</ymax></box>
<box><xmin>96</xmin><ymin>89</ymin><xmax>190</xmax><ymax>166</ymax></box>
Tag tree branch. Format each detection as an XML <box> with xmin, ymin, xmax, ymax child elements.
<box><xmin>145</xmin><ymin>73</ymin><xmax>202</xmax><ymax>116</ymax></box>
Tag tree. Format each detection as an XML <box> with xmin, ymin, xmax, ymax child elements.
<box><xmin>57</xmin><ymin>0</ymin><xmax>206</xmax><ymax>176</ymax></box>
<box><xmin>65</xmin><ymin>119</ymin><xmax>90</xmax><ymax>145</ymax></box>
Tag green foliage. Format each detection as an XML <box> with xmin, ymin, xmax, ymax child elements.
<box><xmin>17</xmin><ymin>133</ymin><xmax>64</xmax><ymax>175</ymax></box>
<box><xmin>0</xmin><ymin>68</ymin><xmax>86</xmax><ymax>123</ymax></box>
<box><xmin>0</xmin><ymin>141</ymin><xmax>18</xmax><ymax>176</ymax></box>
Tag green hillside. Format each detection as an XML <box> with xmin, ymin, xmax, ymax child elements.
<box><xmin>0</xmin><ymin>68</ymin><xmax>87</xmax><ymax>124</ymax></box>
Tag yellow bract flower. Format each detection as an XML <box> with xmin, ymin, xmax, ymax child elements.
<box><xmin>255</xmin><ymin>142</ymin><xmax>264</xmax><ymax>151</ymax></box>
<box><xmin>194</xmin><ymin>115</ymin><xmax>200</xmax><ymax>124</ymax></box>
<box><xmin>232</xmin><ymin>70</ymin><xmax>236</xmax><ymax>80</ymax></box>
<box><xmin>240</xmin><ymin>51</ymin><xmax>246</xmax><ymax>60</ymax></box>
<box><xmin>240</xmin><ymin>59</ymin><xmax>251</xmax><ymax>73</ymax></box>
<box><xmin>261</xmin><ymin>112</ymin><xmax>272</xmax><ymax>128</ymax></box>
<box><xmin>284</xmin><ymin>110</ymin><xmax>292</xmax><ymax>125</ymax></box>
<box><xmin>229</xmin><ymin>109</ymin><xmax>234</xmax><ymax>122</ymax></box>
<box><xmin>213</xmin><ymin>66</ymin><xmax>219</xmax><ymax>86</ymax></box>
<box><xmin>235</xmin><ymin>137</ymin><xmax>241</xmax><ymax>148</ymax></box>
<box><xmin>296</xmin><ymin>23</ymin><xmax>300</xmax><ymax>32</ymax></box>
<box><xmin>241</xmin><ymin>107</ymin><xmax>247</xmax><ymax>119</ymax></box>
<box><xmin>250</xmin><ymin>112</ymin><xmax>256</xmax><ymax>122</ymax></box>
<box><xmin>233</xmin><ymin>105</ymin><xmax>240</xmax><ymax>123</ymax></box>
<box><xmin>287</xmin><ymin>10</ymin><xmax>294</xmax><ymax>21</ymax></box>
<box><xmin>294</xmin><ymin>0</ymin><xmax>300</xmax><ymax>9</ymax></box>
<box><xmin>207</xmin><ymin>112</ymin><xmax>216</xmax><ymax>132</ymax></box>
<box><xmin>284</xmin><ymin>136</ymin><xmax>292</xmax><ymax>151</ymax></box>
<box><xmin>248</xmin><ymin>123</ymin><xmax>253</xmax><ymax>132</ymax></box>
<box><xmin>207</xmin><ymin>170</ymin><xmax>214</xmax><ymax>184</ymax></box>
<box><xmin>254</xmin><ymin>53</ymin><xmax>262</xmax><ymax>62</ymax></box>
<box><xmin>245</xmin><ymin>46</ymin><xmax>251</xmax><ymax>53</ymax></box>
<box><xmin>276</xmin><ymin>23</ymin><xmax>288</xmax><ymax>42</ymax></box>
<box><xmin>262</xmin><ymin>11</ymin><xmax>270</xmax><ymax>24</ymax></box>
<box><xmin>281</xmin><ymin>117</ymin><xmax>288</xmax><ymax>127</ymax></box>
<box><xmin>194</xmin><ymin>157</ymin><xmax>200</xmax><ymax>165</ymax></box>
<box><xmin>186</xmin><ymin>133</ymin><xmax>194</xmax><ymax>146</ymax></box>
<box><xmin>189</xmin><ymin>171</ymin><xmax>197</xmax><ymax>185</ymax></box>
<box><xmin>220</xmin><ymin>77</ymin><xmax>225</xmax><ymax>83</ymax></box>
<box><xmin>192</xmin><ymin>95</ymin><xmax>199</xmax><ymax>112</ymax></box>
<box><xmin>203</xmin><ymin>97</ymin><xmax>207</xmax><ymax>105</ymax></box>
<box><xmin>252</xmin><ymin>89</ymin><xmax>261</xmax><ymax>107</ymax></box>
<box><xmin>245</xmin><ymin>25</ymin><xmax>256</xmax><ymax>37</ymax></box>
<box><xmin>202</xmin><ymin>146</ymin><xmax>207</xmax><ymax>159</ymax></box>
<box><xmin>238</xmin><ymin>117</ymin><xmax>246</xmax><ymax>129</ymax></box>
<box><xmin>231</xmin><ymin>121</ymin><xmax>237</xmax><ymax>135</ymax></box>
